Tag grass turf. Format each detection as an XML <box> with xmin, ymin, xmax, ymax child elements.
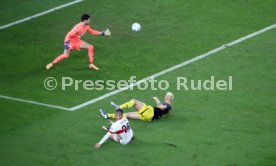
<box><xmin>0</xmin><ymin>0</ymin><xmax>275</xmax><ymax>165</ymax></box>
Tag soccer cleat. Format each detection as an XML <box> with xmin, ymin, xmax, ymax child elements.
<box><xmin>110</xmin><ymin>101</ymin><xmax>120</xmax><ymax>109</ymax></box>
<box><xmin>46</xmin><ymin>63</ymin><xmax>53</xmax><ymax>70</ymax></box>
<box><xmin>99</xmin><ymin>109</ymin><xmax>108</xmax><ymax>119</ymax></box>
<box><xmin>89</xmin><ymin>64</ymin><xmax>99</xmax><ymax>70</ymax></box>
<box><xmin>101</xmin><ymin>126</ymin><xmax>110</xmax><ymax>131</ymax></box>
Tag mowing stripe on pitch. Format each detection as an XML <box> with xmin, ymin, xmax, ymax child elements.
<box><xmin>0</xmin><ymin>95</ymin><xmax>71</xmax><ymax>111</ymax></box>
<box><xmin>0</xmin><ymin>0</ymin><xmax>84</xmax><ymax>30</ymax></box>
<box><xmin>69</xmin><ymin>23</ymin><xmax>276</xmax><ymax>111</ymax></box>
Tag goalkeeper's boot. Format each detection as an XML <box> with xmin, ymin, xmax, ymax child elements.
<box><xmin>102</xmin><ymin>126</ymin><xmax>110</xmax><ymax>131</ymax></box>
<box><xmin>99</xmin><ymin>109</ymin><xmax>108</xmax><ymax>119</ymax></box>
<box><xmin>111</xmin><ymin>101</ymin><xmax>120</xmax><ymax>110</ymax></box>
<box><xmin>89</xmin><ymin>64</ymin><xmax>99</xmax><ymax>70</ymax></box>
<box><xmin>46</xmin><ymin>63</ymin><xmax>53</xmax><ymax>70</ymax></box>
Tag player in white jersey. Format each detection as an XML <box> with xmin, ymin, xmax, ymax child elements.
<box><xmin>95</xmin><ymin>109</ymin><xmax>134</xmax><ymax>148</ymax></box>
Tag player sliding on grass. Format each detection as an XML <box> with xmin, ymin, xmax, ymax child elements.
<box><xmin>46</xmin><ymin>14</ymin><xmax>111</xmax><ymax>70</ymax></box>
<box><xmin>100</xmin><ymin>92</ymin><xmax>174</xmax><ymax>122</ymax></box>
<box><xmin>95</xmin><ymin>109</ymin><xmax>134</xmax><ymax>148</ymax></box>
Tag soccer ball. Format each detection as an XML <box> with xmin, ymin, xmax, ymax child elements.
<box><xmin>132</xmin><ymin>23</ymin><xmax>141</xmax><ymax>32</ymax></box>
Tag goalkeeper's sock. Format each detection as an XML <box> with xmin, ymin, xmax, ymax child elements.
<box><xmin>87</xmin><ymin>46</ymin><xmax>94</xmax><ymax>64</ymax></box>
<box><xmin>120</xmin><ymin>100</ymin><xmax>135</xmax><ymax>109</ymax></box>
<box><xmin>52</xmin><ymin>54</ymin><xmax>68</xmax><ymax>64</ymax></box>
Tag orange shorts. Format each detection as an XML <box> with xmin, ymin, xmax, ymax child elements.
<box><xmin>64</xmin><ymin>38</ymin><xmax>83</xmax><ymax>51</ymax></box>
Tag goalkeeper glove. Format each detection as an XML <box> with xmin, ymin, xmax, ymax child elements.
<box><xmin>101</xmin><ymin>29</ymin><xmax>111</xmax><ymax>36</ymax></box>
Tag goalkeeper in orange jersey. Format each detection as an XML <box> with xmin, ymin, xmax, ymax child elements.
<box><xmin>46</xmin><ymin>14</ymin><xmax>111</xmax><ymax>70</ymax></box>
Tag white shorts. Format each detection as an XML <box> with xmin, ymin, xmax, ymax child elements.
<box><xmin>113</xmin><ymin>134</ymin><xmax>133</xmax><ymax>145</ymax></box>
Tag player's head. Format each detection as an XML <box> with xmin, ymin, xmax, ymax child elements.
<box><xmin>115</xmin><ymin>109</ymin><xmax>124</xmax><ymax>119</ymax></box>
<box><xmin>81</xmin><ymin>14</ymin><xmax>90</xmax><ymax>24</ymax></box>
<box><xmin>164</xmin><ymin>92</ymin><xmax>174</xmax><ymax>103</ymax></box>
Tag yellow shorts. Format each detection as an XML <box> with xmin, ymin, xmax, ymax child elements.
<box><xmin>138</xmin><ymin>104</ymin><xmax>154</xmax><ymax>121</ymax></box>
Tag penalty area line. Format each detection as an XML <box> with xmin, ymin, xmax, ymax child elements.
<box><xmin>0</xmin><ymin>0</ymin><xmax>84</xmax><ymax>30</ymax></box>
<box><xmin>0</xmin><ymin>95</ymin><xmax>71</xmax><ymax>111</ymax></box>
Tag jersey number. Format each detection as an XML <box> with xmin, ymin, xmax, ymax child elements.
<box><xmin>121</xmin><ymin>122</ymin><xmax>130</xmax><ymax>133</ymax></box>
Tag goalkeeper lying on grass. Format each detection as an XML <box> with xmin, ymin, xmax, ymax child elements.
<box><xmin>100</xmin><ymin>92</ymin><xmax>174</xmax><ymax>122</ymax></box>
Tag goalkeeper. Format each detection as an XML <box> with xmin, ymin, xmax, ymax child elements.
<box><xmin>46</xmin><ymin>13</ymin><xmax>111</xmax><ymax>70</ymax></box>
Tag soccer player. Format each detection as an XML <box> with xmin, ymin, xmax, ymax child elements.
<box><xmin>95</xmin><ymin>109</ymin><xmax>134</xmax><ymax>148</ymax></box>
<box><xmin>100</xmin><ymin>92</ymin><xmax>174</xmax><ymax>122</ymax></box>
<box><xmin>46</xmin><ymin>14</ymin><xmax>111</xmax><ymax>70</ymax></box>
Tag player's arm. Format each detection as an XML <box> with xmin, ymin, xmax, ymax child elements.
<box><xmin>95</xmin><ymin>132</ymin><xmax>111</xmax><ymax>148</ymax></box>
<box><xmin>153</xmin><ymin>96</ymin><xmax>167</xmax><ymax>110</ymax></box>
<box><xmin>157</xmin><ymin>104</ymin><xmax>167</xmax><ymax>110</ymax></box>
<box><xmin>87</xmin><ymin>26</ymin><xmax>111</xmax><ymax>36</ymax></box>
<box><xmin>153</xmin><ymin>96</ymin><xmax>161</xmax><ymax>105</ymax></box>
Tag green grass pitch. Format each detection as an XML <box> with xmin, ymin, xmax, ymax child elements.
<box><xmin>0</xmin><ymin>0</ymin><xmax>275</xmax><ymax>165</ymax></box>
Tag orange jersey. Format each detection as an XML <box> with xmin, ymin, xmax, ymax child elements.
<box><xmin>64</xmin><ymin>22</ymin><xmax>101</xmax><ymax>42</ymax></box>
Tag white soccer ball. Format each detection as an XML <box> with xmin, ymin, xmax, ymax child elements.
<box><xmin>132</xmin><ymin>23</ymin><xmax>141</xmax><ymax>32</ymax></box>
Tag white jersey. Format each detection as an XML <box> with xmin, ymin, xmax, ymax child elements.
<box><xmin>109</xmin><ymin>118</ymin><xmax>133</xmax><ymax>145</ymax></box>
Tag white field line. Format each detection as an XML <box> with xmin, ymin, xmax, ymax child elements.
<box><xmin>0</xmin><ymin>24</ymin><xmax>275</xmax><ymax>111</ymax></box>
<box><xmin>0</xmin><ymin>0</ymin><xmax>84</xmax><ymax>30</ymax></box>
<box><xmin>68</xmin><ymin>23</ymin><xmax>276</xmax><ymax>111</ymax></box>
<box><xmin>0</xmin><ymin>95</ymin><xmax>71</xmax><ymax>111</ymax></box>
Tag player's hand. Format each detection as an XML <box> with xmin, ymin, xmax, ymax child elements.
<box><xmin>95</xmin><ymin>143</ymin><xmax>101</xmax><ymax>148</ymax></box>
<box><xmin>104</xmin><ymin>29</ymin><xmax>111</xmax><ymax>36</ymax></box>
<box><xmin>153</xmin><ymin>96</ymin><xmax>160</xmax><ymax>102</ymax></box>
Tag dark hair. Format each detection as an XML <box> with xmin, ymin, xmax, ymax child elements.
<box><xmin>81</xmin><ymin>14</ymin><xmax>90</xmax><ymax>21</ymax></box>
<box><xmin>116</xmin><ymin>109</ymin><xmax>124</xmax><ymax>117</ymax></box>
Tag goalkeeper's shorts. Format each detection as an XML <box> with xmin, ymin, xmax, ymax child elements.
<box><xmin>138</xmin><ymin>104</ymin><xmax>154</xmax><ymax>121</ymax></box>
<box><xmin>64</xmin><ymin>38</ymin><xmax>83</xmax><ymax>51</ymax></box>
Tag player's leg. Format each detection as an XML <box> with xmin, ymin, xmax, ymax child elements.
<box><xmin>119</xmin><ymin>99</ymin><xmax>144</xmax><ymax>111</ymax></box>
<box><xmin>132</xmin><ymin>99</ymin><xmax>145</xmax><ymax>111</ymax></box>
<box><xmin>53</xmin><ymin>49</ymin><xmax>70</xmax><ymax>64</ymax></box>
<box><xmin>46</xmin><ymin>42</ymin><xmax>71</xmax><ymax>69</ymax></box>
<box><xmin>106</xmin><ymin>100</ymin><xmax>136</xmax><ymax>119</ymax></box>
<box><xmin>100</xmin><ymin>110</ymin><xmax>126</xmax><ymax>119</ymax></box>
<box><xmin>99</xmin><ymin>108</ymin><xmax>126</xmax><ymax>119</ymax></box>
<box><xmin>105</xmin><ymin>99</ymin><xmax>144</xmax><ymax>119</ymax></box>
<box><xmin>104</xmin><ymin>100</ymin><xmax>145</xmax><ymax>119</ymax></box>
<box><xmin>80</xmin><ymin>41</ymin><xmax>99</xmax><ymax>70</ymax></box>
<box><xmin>110</xmin><ymin>134</ymin><xmax>121</xmax><ymax>143</ymax></box>
<box><xmin>125</xmin><ymin>112</ymin><xmax>141</xmax><ymax>120</ymax></box>
<box><xmin>122</xmin><ymin>99</ymin><xmax>154</xmax><ymax>121</ymax></box>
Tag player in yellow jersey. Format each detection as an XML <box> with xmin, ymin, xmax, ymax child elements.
<box><xmin>100</xmin><ymin>92</ymin><xmax>174</xmax><ymax>121</ymax></box>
